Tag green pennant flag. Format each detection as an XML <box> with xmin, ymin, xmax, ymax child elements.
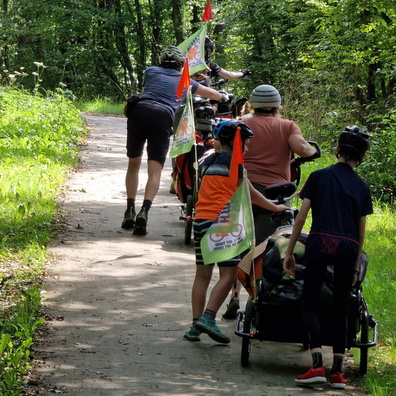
<box><xmin>200</xmin><ymin>178</ymin><xmax>255</xmax><ymax>264</ymax></box>
<box><xmin>177</xmin><ymin>24</ymin><xmax>210</xmax><ymax>76</ymax></box>
<box><xmin>170</xmin><ymin>89</ymin><xmax>195</xmax><ymax>158</ymax></box>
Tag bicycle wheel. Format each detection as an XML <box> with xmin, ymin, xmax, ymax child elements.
<box><xmin>359</xmin><ymin>309</ymin><xmax>369</xmax><ymax>375</ymax></box>
<box><xmin>184</xmin><ymin>194</ymin><xmax>194</xmax><ymax>245</ymax></box>
<box><xmin>241</xmin><ymin>300</ymin><xmax>255</xmax><ymax>367</ymax></box>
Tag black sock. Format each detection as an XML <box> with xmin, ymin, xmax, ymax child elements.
<box><xmin>331</xmin><ymin>355</ymin><xmax>344</xmax><ymax>373</ymax></box>
<box><xmin>127</xmin><ymin>198</ymin><xmax>135</xmax><ymax>210</ymax></box>
<box><xmin>203</xmin><ymin>309</ymin><xmax>216</xmax><ymax>321</ymax></box>
<box><xmin>312</xmin><ymin>352</ymin><xmax>323</xmax><ymax>368</ymax></box>
<box><xmin>142</xmin><ymin>199</ymin><xmax>152</xmax><ymax>211</ymax></box>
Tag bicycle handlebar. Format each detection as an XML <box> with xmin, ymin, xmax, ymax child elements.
<box><xmin>267</xmin><ymin>191</ymin><xmax>299</xmax><ymax>205</ymax></box>
<box><xmin>292</xmin><ymin>141</ymin><xmax>321</xmax><ymax>166</ymax></box>
<box><xmin>210</xmin><ymin>78</ymin><xmax>228</xmax><ymax>88</ymax></box>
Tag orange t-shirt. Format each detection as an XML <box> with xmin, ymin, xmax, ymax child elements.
<box><xmin>243</xmin><ymin>115</ymin><xmax>301</xmax><ymax>186</ymax></box>
<box><xmin>195</xmin><ymin>151</ymin><xmax>242</xmax><ymax>221</ymax></box>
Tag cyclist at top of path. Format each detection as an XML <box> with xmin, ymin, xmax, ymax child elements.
<box><xmin>283</xmin><ymin>125</ymin><xmax>373</xmax><ymax>389</ymax></box>
<box><xmin>191</xmin><ymin>36</ymin><xmax>251</xmax><ymax>86</ymax></box>
<box><xmin>184</xmin><ymin>119</ymin><xmax>288</xmax><ymax>345</ymax></box>
<box><xmin>121</xmin><ymin>45</ymin><xmax>230</xmax><ymax>236</ymax></box>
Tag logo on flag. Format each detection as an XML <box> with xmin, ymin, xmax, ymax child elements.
<box><xmin>200</xmin><ymin>179</ymin><xmax>255</xmax><ymax>264</ymax></box>
<box><xmin>177</xmin><ymin>25</ymin><xmax>209</xmax><ymax>76</ymax></box>
<box><xmin>170</xmin><ymin>90</ymin><xmax>196</xmax><ymax>158</ymax></box>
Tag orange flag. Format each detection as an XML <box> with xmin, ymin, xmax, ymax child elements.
<box><xmin>176</xmin><ymin>58</ymin><xmax>191</xmax><ymax>99</ymax></box>
<box><xmin>201</xmin><ymin>0</ymin><xmax>213</xmax><ymax>22</ymax></box>
<box><xmin>229</xmin><ymin>127</ymin><xmax>243</xmax><ymax>186</ymax></box>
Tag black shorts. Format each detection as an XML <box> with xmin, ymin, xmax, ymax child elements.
<box><xmin>126</xmin><ymin>101</ymin><xmax>173</xmax><ymax>166</ymax></box>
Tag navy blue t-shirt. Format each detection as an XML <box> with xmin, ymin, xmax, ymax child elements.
<box><xmin>140</xmin><ymin>66</ymin><xmax>200</xmax><ymax>117</ymax></box>
<box><xmin>300</xmin><ymin>162</ymin><xmax>373</xmax><ymax>264</ymax></box>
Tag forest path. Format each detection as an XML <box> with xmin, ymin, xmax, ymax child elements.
<box><xmin>29</xmin><ymin>113</ymin><xmax>365</xmax><ymax>396</ymax></box>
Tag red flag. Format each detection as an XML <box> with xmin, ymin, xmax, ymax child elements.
<box><xmin>201</xmin><ymin>0</ymin><xmax>213</xmax><ymax>22</ymax></box>
<box><xmin>229</xmin><ymin>128</ymin><xmax>243</xmax><ymax>186</ymax></box>
<box><xmin>176</xmin><ymin>58</ymin><xmax>191</xmax><ymax>99</ymax></box>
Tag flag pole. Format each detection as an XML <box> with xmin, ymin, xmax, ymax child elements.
<box><xmin>190</xmin><ymin>87</ymin><xmax>200</xmax><ymax>197</ymax></box>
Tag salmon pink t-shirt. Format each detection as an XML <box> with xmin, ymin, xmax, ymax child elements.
<box><xmin>243</xmin><ymin>115</ymin><xmax>301</xmax><ymax>186</ymax></box>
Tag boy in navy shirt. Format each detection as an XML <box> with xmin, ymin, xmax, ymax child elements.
<box><xmin>284</xmin><ymin>125</ymin><xmax>373</xmax><ymax>389</ymax></box>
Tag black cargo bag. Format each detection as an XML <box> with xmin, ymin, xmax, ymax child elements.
<box><xmin>124</xmin><ymin>95</ymin><xmax>140</xmax><ymax>117</ymax></box>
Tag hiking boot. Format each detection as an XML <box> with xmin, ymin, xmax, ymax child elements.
<box><xmin>222</xmin><ymin>297</ymin><xmax>240</xmax><ymax>320</ymax></box>
<box><xmin>295</xmin><ymin>367</ymin><xmax>327</xmax><ymax>385</ymax></box>
<box><xmin>183</xmin><ymin>325</ymin><xmax>201</xmax><ymax>341</ymax></box>
<box><xmin>169</xmin><ymin>181</ymin><xmax>176</xmax><ymax>194</ymax></box>
<box><xmin>194</xmin><ymin>316</ymin><xmax>230</xmax><ymax>344</ymax></box>
<box><xmin>121</xmin><ymin>208</ymin><xmax>136</xmax><ymax>229</ymax></box>
<box><xmin>133</xmin><ymin>208</ymin><xmax>148</xmax><ymax>235</ymax></box>
<box><xmin>329</xmin><ymin>371</ymin><xmax>346</xmax><ymax>389</ymax></box>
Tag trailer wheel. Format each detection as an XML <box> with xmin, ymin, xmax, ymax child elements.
<box><xmin>241</xmin><ymin>300</ymin><xmax>254</xmax><ymax>367</ymax></box>
<box><xmin>359</xmin><ymin>309</ymin><xmax>369</xmax><ymax>375</ymax></box>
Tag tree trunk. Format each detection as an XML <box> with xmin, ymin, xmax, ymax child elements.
<box><xmin>171</xmin><ymin>0</ymin><xmax>184</xmax><ymax>44</ymax></box>
<box><xmin>113</xmin><ymin>0</ymin><xmax>135</xmax><ymax>96</ymax></box>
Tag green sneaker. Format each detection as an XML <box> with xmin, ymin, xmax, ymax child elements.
<box><xmin>121</xmin><ymin>208</ymin><xmax>136</xmax><ymax>229</ymax></box>
<box><xmin>195</xmin><ymin>316</ymin><xmax>230</xmax><ymax>344</ymax></box>
<box><xmin>222</xmin><ymin>297</ymin><xmax>240</xmax><ymax>320</ymax></box>
<box><xmin>184</xmin><ymin>326</ymin><xmax>201</xmax><ymax>341</ymax></box>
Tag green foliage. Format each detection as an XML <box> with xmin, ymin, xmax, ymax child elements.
<box><xmin>0</xmin><ymin>88</ymin><xmax>85</xmax><ymax>258</ymax></box>
<box><xmin>0</xmin><ymin>88</ymin><xmax>86</xmax><ymax>393</ymax></box>
<box><xmin>359</xmin><ymin>111</ymin><xmax>396</xmax><ymax>203</ymax></box>
<box><xmin>0</xmin><ymin>288</ymin><xmax>44</xmax><ymax>395</ymax></box>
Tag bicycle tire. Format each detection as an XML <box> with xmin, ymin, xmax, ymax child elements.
<box><xmin>184</xmin><ymin>194</ymin><xmax>194</xmax><ymax>245</ymax></box>
<box><xmin>241</xmin><ymin>300</ymin><xmax>255</xmax><ymax>367</ymax></box>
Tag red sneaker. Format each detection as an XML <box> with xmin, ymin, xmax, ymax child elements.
<box><xmin>295</xmin><ymin>367</ymin><xmax>327</xmax><ymax>385</ymax></box>
<box><xmin>329</xmin><ymin>371</ymin><xmax>347</xmax><ymax>389</ymax></box>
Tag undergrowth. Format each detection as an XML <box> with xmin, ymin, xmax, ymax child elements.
<box><xmin>0</xmin><ymin>87</ymin><xmax>86</xmax><ymax>394</ymax></box>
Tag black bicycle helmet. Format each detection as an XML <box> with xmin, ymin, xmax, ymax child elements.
<box><xmin>339</xmin><ymin>125</ymin><xmax>370</xmax><ymax>153</ymax></box>
<box><xmin>205</xmin><ymin>36</ymin><xmax>214</xmax><ymax>60</ymax></box>
<box><xmin>213</xmin><ymin>119</ymin><xmax>254</xmax><ymax>146</ymax></box>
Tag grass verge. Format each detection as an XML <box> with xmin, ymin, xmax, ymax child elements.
<box><xmin>0</xmin><ymin>88</ymin><xmax>86</xmax><ymax>394</ymax></box>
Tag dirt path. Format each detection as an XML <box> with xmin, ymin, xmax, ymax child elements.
<box><xmin>30</xmin><ymin>114</ymin><xmax>365</xmax><ymax>395</ymax></box>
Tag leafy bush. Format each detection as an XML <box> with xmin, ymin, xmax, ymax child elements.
<box><xmin>0</xmin><ymin>88</ymin><xmax>86</xmax><ymax>394</ymax></box>
<box><xmin>360</xmin><ymin>110</ymin><xmax>396</xmax><ymax>203</ymax></box>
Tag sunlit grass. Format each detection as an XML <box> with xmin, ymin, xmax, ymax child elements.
<box><xmin>75</xmin><ymin>97</ymin><xmax>124</xmax><ymax>115</ymax></box>
<box><xmin>360</xmin><ymin>203</ymin><xmax>396</xmax><ymax>396</ymax></box>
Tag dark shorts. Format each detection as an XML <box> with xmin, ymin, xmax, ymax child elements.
<box><xmin>251</xmin><ymin>182</ymin><xmax>290</xmax><ymax>245</ymax></box>
<box><xmin>126</xmin><ymin>101</ymin><xmax>173</xmax><ymax>165</ymax></box>
<box><xmin>193</xmin><ymin>219</ymin><xmax>241</xmax><ymax>267</ymax></box>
